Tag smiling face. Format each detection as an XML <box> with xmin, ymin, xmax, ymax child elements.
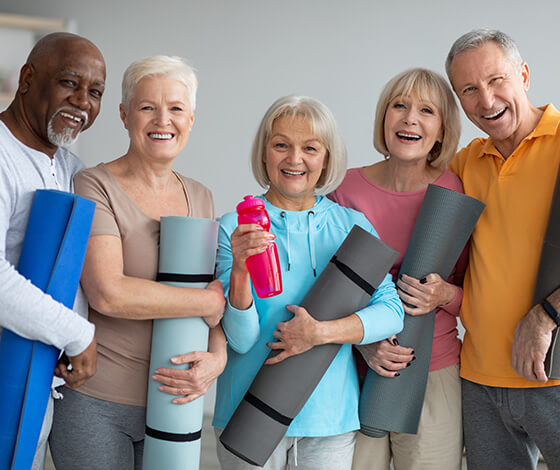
<box><xmin>120</xmin><ymin>75</ymin><xmax>194</xmax><ymax>163</ymax></box>
<box><xmin>263</xmin><ymin>114</ymin><xmax>328</xmax><ymax>211</ymax></box>
<box><xmin>449</xmin><ymin>41</ymin><xmax>532</xmax><ymax>150</ymax></box>
<box><xmin>23</xmin><ymin>37</ymin><xmax>106</xmax><ymax>151</ymax></box>
<box><xmin>383</xmin><ymin>93</ymin><xmax>443</xmax><ymax>164</ymax></box>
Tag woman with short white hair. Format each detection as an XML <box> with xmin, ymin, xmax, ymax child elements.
<box><xmin>213</xmin><ymin>95</ymin><xmax>404</xmax><ymax>469</ymax></box>
<box><xmin>50</xmin><ymin>55</ymin><xmax>227</xmax><ymax>469</ymax></box>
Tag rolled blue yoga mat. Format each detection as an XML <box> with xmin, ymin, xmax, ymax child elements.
<box><xmin>359</xmin><ymin>184</ymin><xmax>484</xmax><ymax>437</ymax></box>
<box><xmin>0</xmin><ymin>189</ymin><xmax>95</xmax><ymax>470</ymax></box>
<box><xmin>219</xmin><ymin>225</ymin><xmax>399</xmax><ymax>467</ymax></box>
<box><xmin>143</xmin><ymin>216</ymin><xmax>219</xmax><ymax>470</ymax></box>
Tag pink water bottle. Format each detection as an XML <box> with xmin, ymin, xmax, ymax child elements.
<box><xmin>236</xmin><ymin>195</ymin><xmax>283</xmax><ymax>298</ymax></box>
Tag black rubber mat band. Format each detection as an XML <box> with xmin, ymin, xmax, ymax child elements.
<box><xmin>330</xmin><ymin>255</ymin><xmax>375</xmax><ymax>296</ymax></box>
<box><xmin>244</xmin><ymin>392</ymin><xmax>293</xmax><ymax>426</ymax></box>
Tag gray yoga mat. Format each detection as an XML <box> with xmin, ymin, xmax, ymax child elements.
<box><xmin>219</xmin><ymin>225</ymin><xmax>399</xmax><ymax>467</ymax></box>
<box><xmin>359</xmin><ymin>184</ymin><xmax>485</xmax><ymax>437</ymax></box>
<box><xmin>143</xmin><ymin>216</ymin><xmax>219</xmax><ymax>470</ymax></box>
<box><xmin>533</xmin><ymin>165</ymin><xmax>560</xmax><ymax>378</ymax></box>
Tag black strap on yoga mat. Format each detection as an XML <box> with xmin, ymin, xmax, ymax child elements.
<box><xmin>244</xmin><ymin>392</ymin><xmax>293</xmax><ymax>426</ymax></box>
<box><xmin>156</xmin><ymin>273</ymin><xmax>214</xmax><ymax>283</ymax></box>
<box><xmin>145</xmin><ymin>425</ymin><xmax>202</xmax><ymax>442</ymax></box>
<box><xmin>330</xmin><ymin>255</ymin><xmax>375</xmax><ymax>296</ymax></box>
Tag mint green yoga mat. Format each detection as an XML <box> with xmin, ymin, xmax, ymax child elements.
<box><xmin>143</xmin><ymin>216</ymin><xmax>218</xmax><ymax>470</ymax></box>
<box><xmin>359</xmin><ymin>185</ymin><xmax>484</xmax><ymax>437</ymax></box>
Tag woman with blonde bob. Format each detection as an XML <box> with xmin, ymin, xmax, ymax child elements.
<box><xmin>213</xmin><ymin>95</ymin><xmax>404</xmax><ymax>469</ymax></box>
<box><xmin>331</xmin><ymin>68</ymin><xmax>466</xmax><ymax>470</ymax></box>
<box><xmin>50</xmin><ymin>56</ymin><xmax>227</xmax><ymax>469</ymax></box>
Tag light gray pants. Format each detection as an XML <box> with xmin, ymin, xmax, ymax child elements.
<box><xmin>215</xmin><ymin>428</ymin><xmax>356</xmax><ymax>469</ymax></box>
<box><xmin>462</xmin><ymin>379</ymin><xmax>560</xmax><ymax>470</ymax></box>
<box><xmin>50</xmin><ymin>386</ymin><xmax>146</xmax><ymax>470</ymax></box>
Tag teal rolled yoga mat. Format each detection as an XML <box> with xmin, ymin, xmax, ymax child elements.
<box><xmin>219</xmin><ymin>225</ymin><xmax>399</xmax><ymax>467</ymax></box>
<box><xmin>143</xmin><ymin>216</ymin><xmax>219</xmax><ymax>470</ymax></box>
<box><xmin>0</xmin><ymin>190</ymin><xmax>94</xmax><ymax>470</ymax></box>
<box><xmin>359</xmin><ymin>184</ymin><xmax>484</xmax><ymax>437</ymax></box>
<box><xmin>533</xmin><ymin>164</ymin><xmax>560</xmax><ymax>378</ymax></box>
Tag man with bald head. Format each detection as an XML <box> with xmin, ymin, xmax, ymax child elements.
<box><xmin>447</xmin><ymin>29</ymin><xmax>560</xmax><ymax>468</ymax></box>
<box><xmin>0</xmin><ymin>32</ymin><xmax>105</xmax><ymax>469</ymax></box>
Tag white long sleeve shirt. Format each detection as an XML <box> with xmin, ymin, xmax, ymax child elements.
<box><xmin>0</xmin><ymin>120</ymin><xmax>94</xmax><ymax>360</ymax></box>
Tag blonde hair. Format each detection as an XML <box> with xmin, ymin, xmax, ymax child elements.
<box><xmin>373</xmin><ymin>68</ymin><xmax>460</xmax><ymax>168</ymax></box>
<box><xmin>251</xmin><ymin>95</ymin><xmax>347</xmax><ymax>195</ymax></box>
<box><xmin>121</xmin><ymin>55</ymin><xmax>197</xmax><ymax>111</ymax></box>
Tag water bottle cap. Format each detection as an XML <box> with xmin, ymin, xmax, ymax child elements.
<box><xmin>236</xmin><ymin>195</ymin><xmax>265</xmax><ymax>211</ymax></box>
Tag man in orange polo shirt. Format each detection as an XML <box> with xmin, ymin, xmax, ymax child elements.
<box><xmin>446</xmin><ymin>29</ymin><xmax>560</xmax><ymax>469</ymax></box>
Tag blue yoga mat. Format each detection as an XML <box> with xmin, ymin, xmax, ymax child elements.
<box><xmin>143</xmin><ymin>216</ymin><xmax>219</xmax><ymax>470</ymax></box>
<box><xmin>0</xmin><ymin>189</ymin><xmax>95</xmax><ymax>470</ymax></box>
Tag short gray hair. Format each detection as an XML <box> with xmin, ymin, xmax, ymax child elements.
<box><xmin>445</xmin><ymin>29</ymin><xmax>523</xmax><ymax>82</ymax></box>
<box><xmin>251</xmin><ymin>95</ymin><xmax>347</xmax><ymax>195</ymax></box>
<box><xmin>121</xmin><ymin>55</ymin><xmax>197</xmax><ymax>111</ymax></box>
<box><xmin>373</xmin><ymin>68</ymin><xmax>460</xmax><ymax>169</ymax></box>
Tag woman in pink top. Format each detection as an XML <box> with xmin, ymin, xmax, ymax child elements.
<box><xmin>331</xmin><ymin>68</ymin><xmax>465</xmax><ymax>470</ymax></box>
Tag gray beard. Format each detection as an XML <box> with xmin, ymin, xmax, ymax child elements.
<box><xmin>47</xmin><ymin>111</ymin><xmax>83</xmax><ymax>147</ymax></box>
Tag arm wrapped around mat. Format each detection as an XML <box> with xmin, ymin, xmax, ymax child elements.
<box><xmin>359</xmin><ymin>184</ymin><xmax>484</xmax><ymax>437</ymax></box>
<box><xmin>219</xmin><ymin>225</ymin><xmax>398</xmax><ymax>467</ymax></box>
<box><xmin>532</xmin><ymin>165</ymin><xmax>560</xmax><ymax>379</ymax></box>
<box><xmin>0</xmin><ymin>189</ymin><xmax>95</xmax><ymax>470</ymax></box>
<box><xmin>143</xmin><ymin>216</ymin><xmax>219</xmax><ymax>470</ymax></box>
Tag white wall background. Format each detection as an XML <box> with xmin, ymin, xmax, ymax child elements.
<box><xmin>2</xmin><ymin>0</ymin><xmax>559</xmax><ymax>411</ymax></box>
<box><xmin>2</xmin><ymin>0</ymin><xmax>560</xmax><ymax>215</ymax></box>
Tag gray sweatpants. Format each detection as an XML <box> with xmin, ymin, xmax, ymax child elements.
<box><xmin>462</xmin><ymin>379</ymin><xmax>560</xmax><ymax>470</ymax></box>
<box><xmin>215</xmin><ymin>428</ymin><xmax>356</xmax><ymax>469</ymax></box>
<box><xmin>50</xmin><ymin>386</ymin><xmax>146</xmax><ymax>470</ymax></box>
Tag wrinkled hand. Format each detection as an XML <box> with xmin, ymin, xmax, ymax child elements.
<box><xmin>152</xmin><ymin>349</ymin><xmax>227</xmax><ymax>404</ymax></box>
<box><xmin>511</xmin><ymin>303</ymin><xmax>557</xmax><ymax>382</ymax></box>
<box><xmin>265</xmin><ymin>305</ymin><xmax>319</xmax><ymax>365</ymax></box>
<box><xmin>202</xmin><ymin>280</ymin><xmax>226</xmax><ymax>328</ymax></box>
<box><xmin>55</xmin><ymin>336</ymin><xmax>97</xmax><ymax>388</ymax></box>
<box><xmin>397</xmin><ymin>273</ymin><xmax>457</xmax><ymax>316</ymax></box>
<box><xmin>356</xmin><ymin>336</ymin><xmax>414</xmax><ymax>378</ymax></box>
<box><xmin>230</xmin><ymin>224</ymin><xmax>275</xmax><ymax>274</ymax></box>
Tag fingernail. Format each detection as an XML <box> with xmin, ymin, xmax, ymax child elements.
<box><xmin>399</xmin><ymin>274</ymin><xmax>403</xmax><ymax>280</ymax></box>
<box><xmin>420</xmin><ymin>277</ymin><xmax>427</xmax><ymax>284</ymax></box>
<box><xmin>412</xmin><ymin>356</ymin><xmax>416</xmax><ymax>361</ymax></box>
<box><xmin>171</xmin><ymin>357</ymin><xmax>179</xmax><ymax>364</ymax></box>
<box><xmin>411</xmin><ymin>350</ymin><xmax>415</xmax><ymax>355</ymax></box>
<box><xmin>392</xmin><ymin>338</ymin><xmax>399</xmax><ymax>346</ymax></box>
<box><xmin>406</xmin><ymin>362</ymin><xmax>411</xmax><ymax>367</ymax></box>
<box><xmin>395</xmin><ymin>372</ymin><xmax>400</xmax><ymax>376</ymax></box>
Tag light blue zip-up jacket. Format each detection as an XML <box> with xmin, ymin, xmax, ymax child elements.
<box><xmin>213</xmin><ymin>196</ymin><xmax>404</xmax><ymax>436</ymax></box>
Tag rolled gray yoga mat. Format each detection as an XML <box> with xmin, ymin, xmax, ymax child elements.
<box><xmin>533</xmin><ymin>165</ymin><xmax>560</xmax><ymax>378</ymax></box>
<box><xmin>219</xmin><ymin>225</ymin><xmax>398</xmax><ymax>467</ymax></box>
<box><xmin>143</xmin><ymin>216</ymin><xmax>218</xmax><ymax>470</ymax></box>
<box><xmin>359</xmin><ymin>184</ymin><xmax>485</xmax><ymax>437</ymax></box>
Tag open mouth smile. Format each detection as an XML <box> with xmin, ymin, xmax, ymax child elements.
<box><xmin>281</xmin><ymin>169</ymin><xmax>306</xmax><ymax>176</ymax></box>
<box><xmin>148</xmin><ymin>132</ymin><xmax>174</xmax><ymax>140</ymax></box>
<box><xmin>483</xmin><ymin>108</ymin><xmax>507</xmax><ymax>120</ymax></box>
<box><xmin>396</xmin><ymin>132</ymin><xmax>421</xmax><ymax>141</ymax></box>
